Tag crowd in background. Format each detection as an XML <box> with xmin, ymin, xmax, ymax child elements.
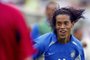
<box><xmin>0</xmin><ymin>0</ymin><xmax>90</xmax><ymax>60</ymax></box>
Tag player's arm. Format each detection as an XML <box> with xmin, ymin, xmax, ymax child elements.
<box><xmin>80</xmin><ymin>48</ymin><xmax>85</xmax><ymax>60</ymax></box>
<box><xmin>33</xmin><ymin>36</ymin><xmax>46</xmax><ymax>60</ymax></box>
<box><xmin>75</xmin><ymin>46</ymin><xmax>85</xmax><ymax>60</ymax></box>
<box><xmin>79</xmin><ymin>43</ymin><xmax>85</xmax><ymax>60</ymax></box>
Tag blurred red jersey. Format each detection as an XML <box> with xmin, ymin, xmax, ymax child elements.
<box><xmin>0</xmin><ymin>3</ymin><xmax>35</xmax><ymax>60</ymax></box>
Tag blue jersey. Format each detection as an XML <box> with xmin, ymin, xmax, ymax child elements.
<box><xmin>33</xmin><ymin>32</ymin><xmax>85</xmax><ymax>60</ymax></box>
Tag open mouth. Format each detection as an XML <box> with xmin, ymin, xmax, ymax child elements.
<box><xmin>59</xmin><ymin>31</ymin><xmax>67</xmax><ymax>35</ymax></box>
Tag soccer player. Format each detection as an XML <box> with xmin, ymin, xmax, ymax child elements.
<box><xmin>31</xmin><ymin>1</ymin><xmax>59</xmax><ymax>40</ymax></box>
<box><xmin>0</xmin><ymin>3</ymin><xmax>35</xmax><ymax>60</ymax></box>
<box><xmin>33</xmin><ymin>7</ymin><xmax>85</xmax><ymax>60</ymax></box>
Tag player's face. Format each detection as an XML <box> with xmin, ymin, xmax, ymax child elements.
<box><xmin>56</xmin><ymin>14</ymin><xmax>73</xmax><ymax>39</ymax></box>
<box><xmin>46</xmin><ymin>4</ymin><xmax>56</xmax><ymax>21</ymax></box>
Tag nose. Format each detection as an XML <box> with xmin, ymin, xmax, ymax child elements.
<box><xmin>60</xmin><ymin>24</ymin><xmax>65</xmax><ymax>29</ymax></box>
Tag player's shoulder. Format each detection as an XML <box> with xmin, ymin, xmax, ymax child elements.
<box><xmin>71</xmin><ymin>35</ymin><xmax>83</xmax><ymax>49</ymax></box>
<box><xmin>34</xmin><ymin>32</ymin><xmax>54</xmax><ymax>44</ymax></box>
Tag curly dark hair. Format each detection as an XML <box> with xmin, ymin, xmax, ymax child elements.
<box><xmin>51</xmin><ymin>7</ymin><xmax>84</xmax><ymax>34</ymax></box>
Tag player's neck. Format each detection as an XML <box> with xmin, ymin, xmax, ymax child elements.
<box><xmin>57</xmin><ymin>36</ymin><xmax>70</xmax><ymax>44</ymax></box>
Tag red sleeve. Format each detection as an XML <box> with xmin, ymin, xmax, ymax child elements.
<box><xmin>13</xmin><ymin>8</ymin><xmax>35</xmax><ymax>59</ymax></box>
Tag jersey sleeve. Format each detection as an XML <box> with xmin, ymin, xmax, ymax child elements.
<box><xmin>72</xmin><ymin>35</ymin><xmax>85</xmax><ymax>60</ymax></box>
<box><xmin>33</xmin><ymin>33</ymin><xmax>52</xmax><ymax>60</ymax></box>
<box><xmin>81</xmin><ymin>48</ymin><xmax>85</xmax><ymax>60</ymax></box>
<box><xmin>75</xmin><ymin>43</ymin><xmax>85</xmax><ymax>60</ymax></box>
<box><xmin>75</xmin><ymin>49</ymin><xmax>85</xmax><ymax>60</ymax></box>
<box><xmin>79</xmin><ymin>46</ymin><xmax>85</xmax><ymax>60</ymax></box>
<box><xmin>33</xmin><ymin>36</ymin><xmax>46</xmax><ymax>60</ymax></box>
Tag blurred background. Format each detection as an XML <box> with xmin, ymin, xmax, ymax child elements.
<box><xmin>1</xmin><ymin>0</ymin><xmax>90</xmax><ymax>26</ymax></box>
<box><xmin>1</xmin><ymin>0</ymin><xmax>90</xmax><ymax>60</ymax></box>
